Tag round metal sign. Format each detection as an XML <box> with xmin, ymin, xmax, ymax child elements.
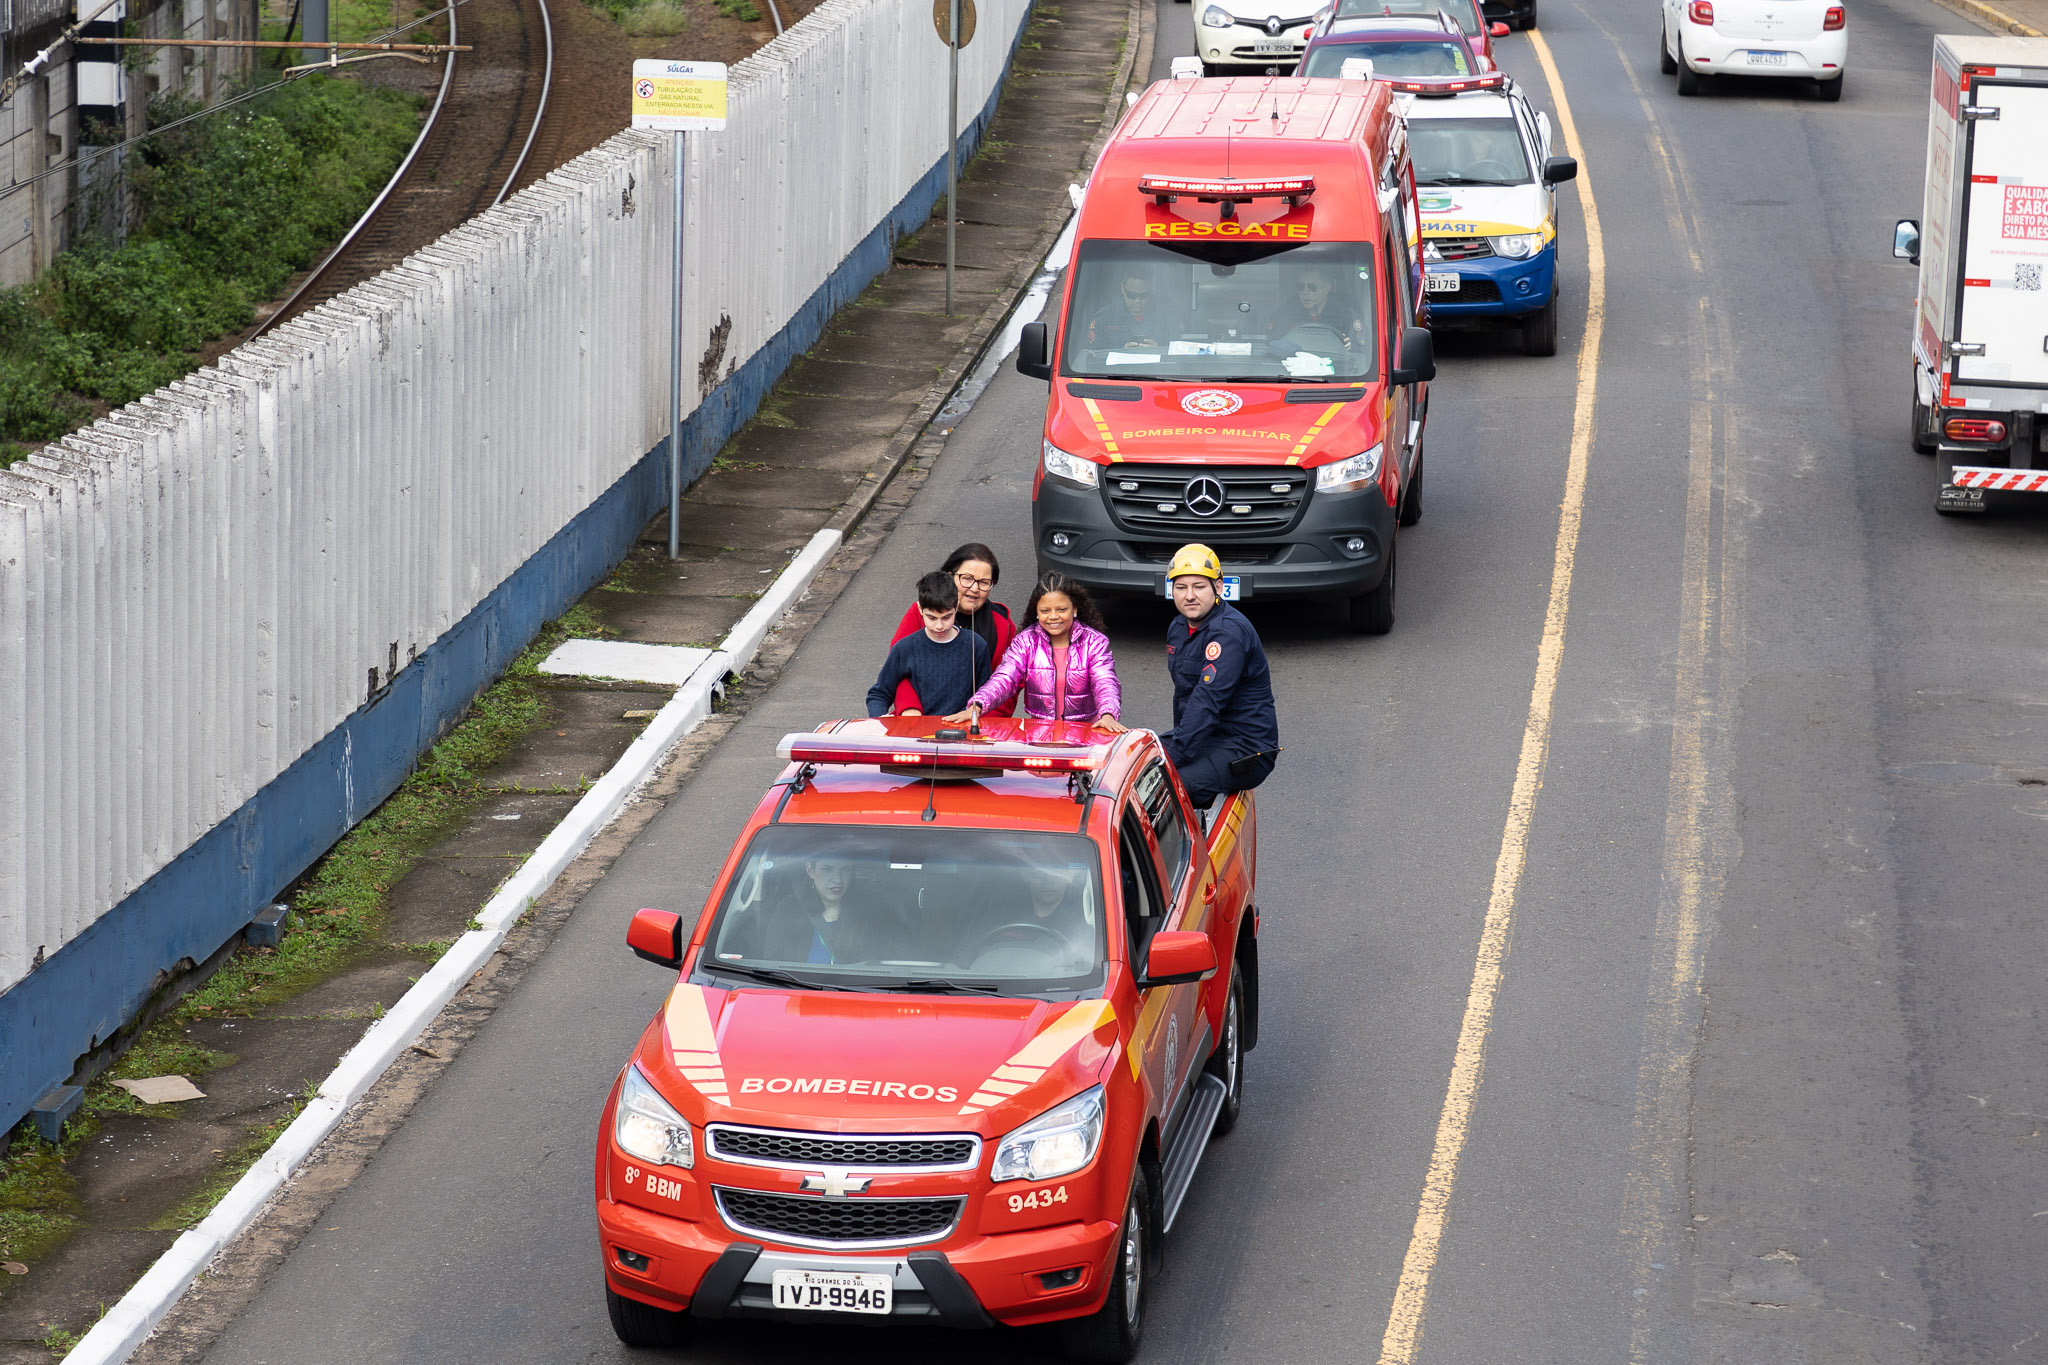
<box><xmin>933</xmin><ymin>0</ymin><xmax>976</xmax><ymax>47</ymax></box>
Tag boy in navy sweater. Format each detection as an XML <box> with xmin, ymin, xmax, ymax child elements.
<box><xmin>867</xmin><ymin>571</ymin><xmax>991</xmax><ymax>717</ymax></box>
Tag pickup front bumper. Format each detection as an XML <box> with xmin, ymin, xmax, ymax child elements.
<box><xmin>1425</xmin><ymin>246</ymin><xmax>1555</xmax><ymax>324</ymax></box>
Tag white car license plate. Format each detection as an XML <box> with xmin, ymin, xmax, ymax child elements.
<box><xmin>770</xmin><ymin>1269</ymin><xmax>893</xmax><ymax>1315</ymax></box>
<box><xmin>1425</xmin><ymin>272</ymin><xmax>1461</xmax><ymax>293</ymax></box>
<box><xmin>1162</xmin><ymin>575</ymin><xmax>1240</xmax><ymax>601</ymax></box>
<box><xmin>1747</xmin><ymin>50</ymin><xmax>1787</xmax><ymax>65</ymax></box>
<box><xmin>1252</xmin><ymin>41</ymin><xmax>1294</xmax><ymax>54</ymax></box>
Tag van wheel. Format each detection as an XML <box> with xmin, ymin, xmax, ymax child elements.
<box><xmin>1347</xmin><ymin>539</ymin><xmax>1395</xmax><ymax>635</ymax></box>
<box><xmin>1398</xmin><ymin>445</ymin><xmax>1424</xmax><ymax>527</ymax></box>
<box><xmin>1911</xmin><ymin>390</ymin><xmax>1938</xmax><ymax>455</ymax></box>
<box><xmin>1205</xmin><ymin>968</ymin><xmax>1246</xmax><ymax>1136</ymax></box>
<box><xmin>1813</xmin><ymin>72</ymin><xmax>1843</xmax><ymax>101</ymax></box>
<box><xmin>1060</xmin><ymin>1169</ymin><xmax>1150</xmax><ymax>1362</ymax></box>
<box><xmin>1659</xmin><ymin>23</ymin><xmax>1677</xmax><ymax>72</ymax></box>
<box><xmin>606</xmin><ymin>1285</ymin><xmax>692</xmax><ymax>1348</ymax></box>
<box><xmin>1521</xmin><ymin>294</ymin><xmax>1559</xmax><ymax>357</ymax></box>
<box><xmin>1676</xmin><ymin>39</ymin><xmax>1705</xmax><ymax>94</ymax></box>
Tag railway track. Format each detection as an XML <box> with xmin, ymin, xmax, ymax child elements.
<box><xmin>257</xmin><ymin>0</ymin><xmax>557</xmax><ymax>334</ymax></box>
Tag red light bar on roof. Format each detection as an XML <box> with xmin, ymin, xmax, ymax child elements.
<box><xmin>1388</xmin><ymin>70</ymin><xmax>1506</xmax><ymax>96</ymax></box>
<box><xmin>1139</xmin><ymin>174</ymin><xmax>1316</xmax><ymax>206</ymax></box>
<box><xmin>777</xmin><ymin>732</ymin><xmax>1106</xmax><ymax>773</ymax></box>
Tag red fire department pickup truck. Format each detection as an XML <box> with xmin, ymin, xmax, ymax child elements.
<box><xmin>594</xmin><ymin>717</ymin><xmax>1260</xmax><ymax>1361</ymax></box>
<box><xmin>1016</xmin><ymin>72</ymin><xmax>1435</xmax><ymax>634</ymax></box>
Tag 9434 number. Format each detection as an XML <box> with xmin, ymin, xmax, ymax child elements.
<box><xmin>1007</xmin><ymin>1185</ymin><xmax>1069</xmax><ymax>1213</ymax></box>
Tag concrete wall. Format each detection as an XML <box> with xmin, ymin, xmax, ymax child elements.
<box><xmin>0</xmin><ymin>0</ymin><xmax>1033</xmax><ymax>1131</ymax></box>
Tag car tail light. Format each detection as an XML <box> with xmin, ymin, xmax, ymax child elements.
<box><xmin>1944</xmin><ymin>417</ymin><xmax>2007</xmax><ymax>443</ymax></box>
<box><xmin>1823</xmin><ymin>5</ymin><xmax>1844</xmax><ymax>27</ymax></box>
<box><xmin>1687</xmin><ymin>0</ymin><xmax>1713</xmax><ymax>23</ymax></box>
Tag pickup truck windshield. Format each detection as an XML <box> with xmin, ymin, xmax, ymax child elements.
<box><xmin>1062</xmin><ymin>239</ymin><xmax>1378</xmax><ymax>383</ymax></box>
<box><xmin>1409</xmin><ymin>117</ymin><xmax>1531</xmax><ymax>185</ymax></box>
<box><xmin>1339</xmin><ymin>0</ymin><xmax>1478</xmax><ymax>36</ymax></box>
<box><xmin>697</xmin><ymin>825</ymin><xmax>1107</xmax><ymax>998</ymax></box>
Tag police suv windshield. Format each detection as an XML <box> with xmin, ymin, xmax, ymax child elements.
<box><xmin>695</xmin><ymin>825</ymin><xmax>1107</xmax><ymax>999</ymax></box>
<box><xmin>1061</xmin><ymin>239</ymin><xmax>1378</xmax><ymax>383</ymax></box>
<box><xmin>1409</xmin><ymin>118</ymin><xmax>1531</xmax><ymax>186</ymax></box>
<box><xmin>1337</xmin><ymin>0</ymin><xmax>1479</xmax><ymax>36</ymax></box>
<box><xmin>1302</xmin><ymin>39</ymin><xmax>1473</xmax><ymax>77</ymax></box>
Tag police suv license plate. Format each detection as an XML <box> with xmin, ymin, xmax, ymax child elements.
<box><xmin>1747</xmin><ymin>50</ymin><xmax>1787</xmax><ymax>65</ymax></box>
<box><xmin>1163</xmin><ymin>574</ymin><xmax>1240</xmax><ymax>601</ymax></box>
<box><xmin>1425</xmin><ymin>272</ymin><xmax>1460</xmax><ymax>293</ymax></box>
<box><xmin>1252</xmin><ymin>40</ymin><xmax>1294</xmax><ymax>54</ymax></box>
<box><xmin>770</xmin><ymin>1268</ymin><xmax>893</xmax><ymax>1314</ymax></box>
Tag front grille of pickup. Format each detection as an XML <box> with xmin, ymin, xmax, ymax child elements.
<box><xmin>707</xmin><ymin>1126</ymin><xmax>977</xmax><ymax>1170</ymax></box>
<box><xmin>1430</xmin><ymin>237</ymin><xmax>1495</xmax><ymax>262</ymax></box>
<box><xmin>714</xmin><ymin>1188</ymin><xmax>964</xmax><ymax>1249</ymax></box>
<box><xmin>1107</xmin><ymin>465</ymin><xmax>1308</xmax><ymax>535</ymax></box>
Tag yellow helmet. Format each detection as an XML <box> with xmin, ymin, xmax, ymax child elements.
<box><xmin>1167</xmin><ymin>543</ymin><xmax>1222</xmax><ymax>581</ymax></box>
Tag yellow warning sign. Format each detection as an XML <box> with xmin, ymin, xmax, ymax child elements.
<box><xmin>631</xmin><ymin>59</ymin><xmax>728</xmax><ymax>131</ymax></box>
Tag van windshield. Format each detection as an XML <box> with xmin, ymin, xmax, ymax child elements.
<box><xmin>694</xmin><ymin>825</ymin><xmax>1107</xmax><ymax>999</ymax></box>
<box><xmin>1409</xmin><ymin>118</ymin><xmax>1531</xmax><ymax>185</ymax></box>
<box><xmin>1060</xmin><ymin>239</ymin><xmax>1378</xmax><ymax>383</ymax></box>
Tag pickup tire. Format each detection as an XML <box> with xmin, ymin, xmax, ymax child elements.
<box><xmin>1522</xmin><ymin>294</ymin><xmax>1559</xmax><ymax>357</ymax></box>
<box><xmin>606</xmin><ymin>1285</ymin><xmax>692</xmax><ymax>1348</ymax></box>
<box><xmin>1347</xmin><ymin>538</ymin><xmax>1396</xmax><ymax>635</ymax></box>
<box><xmin>1060</xmin><ymin>1169</ymin><xmax>1150</xmax><ymax>1362</ymax></box>
<box><xmin>1206</xmin><ymin>967</ymin><xmax>1246</xmax><ymax>1136</ymax></box>
<box><xmin>1659</xmin><ymin>23</ymin><xmax>1677</xmax><ymax>72</ymax></box>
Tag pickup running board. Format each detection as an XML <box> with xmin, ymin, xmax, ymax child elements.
<box><xmin>1158</xmin><ymin>1073</ymin><xmax>1228</xmax><ymax>1235</ymax></box>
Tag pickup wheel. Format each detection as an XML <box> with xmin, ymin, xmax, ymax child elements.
<box><xmin>1206</xmin><ymin>967</ymin><xmax>1245</xmax><ymax>1136</ymax></box>
<box><xmin>605</xmin><ymin>1285</ymin><xmax>692</xmax><ymax>1348</ymax></box>
<box><xmin>1347</xmin><ymin>537</ymin><xmax>1396</xmax><ymax>635</ymax></box>
<box><xmin>1521</xmin><ymin>292</ymin><xmax>1559</xmax><ymax>357</ymax></box>
<box><xmin>1060</xmin><ymin>1169</ymin><xmax>1150</xmax><ymax>1362</ymax></box>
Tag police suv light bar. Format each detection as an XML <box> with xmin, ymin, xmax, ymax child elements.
<box><xmin>1171</xmin><ymin>55</ymin><xmax>1203</xmax><ymax>79</ymax></box>
<box><xmin>1139</xmin><ymin>174</ymin><xmax>1317</xmax><ymax>207</ymax></box>
<box><xmin>777</xmin><ymin>732</ymin><xmax>1106</xmax><ymax>772</ymax></box>
<box><xmin>1387</xmin><ymin>70</ymin><xmax>1506</xmax><ymax>96</ymax></box>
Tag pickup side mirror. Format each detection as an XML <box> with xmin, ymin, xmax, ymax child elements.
<box><xmin>1140</xmin><ymin>930</ymin><xmax>1218</xmax><ymax>988</ymax></box>
<box><xmin>1542</xmin><ymin>155</ymin><xmax>1578</xmax><ymax>185</ymax></box>
<box><xmin>1893</xmin><ymin>219</ymin><xmax>1921</xmax><ymax>265</ymax></box>
<box><xmin>1016</xmin><ymin>321</ymin><xmax>1053</xmax><ymax>381</ymax></box>
<box><xmin>1490</xmin><ymin>20</ymin><xmax>1510</xmax><ymax>35</ymax></box>
<box><xmin>627</xmin><ymin>908</ymin><xmax>684</xmax><ymax>969</ymax></box>
<box><xmin>1391</xmin><ymin>326</ymin><xmax>1436</xmax><ymax>386</ymax></box>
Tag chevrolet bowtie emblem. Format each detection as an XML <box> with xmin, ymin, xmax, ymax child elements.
<box><xmin>800</xmin><ymin>1168</ymin><xmax>873</xmax><ymax>1198</ymax></box>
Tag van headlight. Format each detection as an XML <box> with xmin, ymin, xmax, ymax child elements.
<box><xmin>991</xmin><ymin>1086</ymin><xmax>1106</xmax><ymax>1183</ymax></box>
<box><xmin>1314</xmin><ymin>445</ymin><xmax>1383</xmax><ymax>494</ymax></box>
<box><xmin>614</xmin><ymin>1065</ymin><xmax>694</xmax><ymax>1168</ymax></box>
<box><xmin>1043</xmin><ymin>441</ymin><xmax>1101</xmax><ymax>488</ymax></box>
<box><xmin>1202</xmin><ymin>4</ymin><xmax>1236</xmax><ymax>26</ymax></box>
<box><xmin>1490</xmin><ymin>232</ymin><xmax>1545</xmax><ymax>260</ymax></box>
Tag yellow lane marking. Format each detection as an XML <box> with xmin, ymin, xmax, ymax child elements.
<box><xmin>1374</xmin><ymin>27</ymin><xmax>1606</xmax><ymax>1364</ymax></box>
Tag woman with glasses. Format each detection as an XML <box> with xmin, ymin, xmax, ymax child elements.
<box><xmin>884</xmin><ymin>542</ymin><xmax>1018</xmax><ymax>716</ymax></box>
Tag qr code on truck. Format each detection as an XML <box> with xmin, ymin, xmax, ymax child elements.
<box><xmin>2019</xmin><ymin>263</ymin><xmax>2043</xmax><ymax>292</ymax></box>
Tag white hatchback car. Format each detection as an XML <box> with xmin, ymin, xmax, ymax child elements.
<box><xmin>1659</xmin><ymin>0</ymin><xmax>1847</xmax><ymax>100</ymax></box>
<box><xmin>1190</xmin><ymin>0</ymin><xmax>1325</xmax><ymax>74</ymax></box>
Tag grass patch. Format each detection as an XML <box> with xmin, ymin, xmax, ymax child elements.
<box><xmin>0</xmin><ymin>1132</ymin><xmax>82</xmax><ymax>1266</ymax></box>
<box><xmin>147</xmin><ymin>1085</ymin><xmax>315</xmax><ymax>1232</ymax></box>
<box><xmin>713</xmin><ymin>0</ymin><xmax>763</xmax><ymax>18</ymax></box>
<box><xmin>620</xmin><ymin>0</ymin><xmax>692</xmax><ymax>34</ymax></box>
<box><xmin>175</xmin><ymin>606</ymin><xmax>613</xmax><ymax>1018</ymax></box>
<box><xmin>710</xmin><ymin>455</ymin><xmax>770</xmax><ymax>474</ymax></box>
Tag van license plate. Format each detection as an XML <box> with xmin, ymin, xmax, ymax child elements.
<box><xmin>770</xmin><ymin>1269</ymin><xmax>892</xmax><ymax>1314</ymax></box>
<box><xmin>1163</xmin><ymin>575</ymin><xmax>1241</xmax><ymax>601</ymax></box>
<box><xmin>1252</xmin><ymin>41</ymin><xmax>1294</xmax><ymax>54</ymax></box>
<box><xmin>1747</xmin><ymin>50</ymin><xmax>1787</xmax><ymax>65</ymax></box>
<box><xmin>1425</xmin><ymin>273</ymin><xmax>1461</xmax><ymax>293</ymax></box>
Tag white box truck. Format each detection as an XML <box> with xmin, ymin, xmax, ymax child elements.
<box><xmin>1892</xmin><ymin>35</ymin><xmax>2048</xmax><ymax>514</ymax></box>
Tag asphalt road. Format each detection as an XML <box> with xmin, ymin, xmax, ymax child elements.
<box><xmin>200</xmin><ymin>0</ymin><xmax>2048</xmax><ymax>1360</ymax></box>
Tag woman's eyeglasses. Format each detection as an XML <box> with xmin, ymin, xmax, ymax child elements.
<box><xmin>954</xmin><ymin>573</ymin><xmax>994</xmax><ymax>590</ymax></box>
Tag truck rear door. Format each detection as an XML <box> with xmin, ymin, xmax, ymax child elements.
<box><xmin>1953</xmin><ymin>79</ymin><xmax>2048</xmax><ymax>390</ymax></box>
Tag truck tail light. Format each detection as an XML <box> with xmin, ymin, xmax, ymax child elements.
<box><xmin>1823</xmin><ymin>5</ymin><xmax>1844</xmax><ymax>27</ymax></box>
<box><xmin>1687</xmin><ymin>0</ymin><xmax>1713</xmax><ymax>23</ymax></box>
<box><xmin>1944</xmin><ymin>417</ymin><xmax>2007</xmax><ymax>443</ymax></box>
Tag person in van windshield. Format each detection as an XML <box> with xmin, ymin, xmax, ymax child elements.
<box><xmin>719</xmin><ymin>847</ymin><xmax>898</xmax><ymax>965</ymax></box>
<box><xmin>885</xmin><ymin>542</ymin><xmax>1016</xmax><ymax>716</ymax></box>
<box><xmin>867</xmin><ymin>570</ymin><xmax>990</xmax><ymax>718</ymax></box>
<box><xmin>950</xmin><ymin>571</ymin><xmax>1125</xmax><ymax>732</ymax></box>
<box><xmin>1087</xmin><ymin>271</ymin><xmax>1181</xmax><ymax>348</ymax></box>
<box><xmin>1268</xmin><ymin>265</ymin><xmax>1368</xmax><ymax>349</ymax></box>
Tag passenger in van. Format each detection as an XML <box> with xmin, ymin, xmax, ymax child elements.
<box><xmin>1087</xmin><ymin>272</ymin><xmax>1182</xmax><ymax>349</ymax></box>
<box><xmin>721</xmin><ymin>848</ymin><xmax>899</xmax><ymax>966</ymax></box>
<box><xmin>1267</xmin><ymin>266</ymin><xmax>1368</xmax><ymax>350</ymax></box>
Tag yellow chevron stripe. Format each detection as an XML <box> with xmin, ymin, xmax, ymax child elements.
<box><xmin>960</xmin><ymin>1000</ymin><xmax>1117</xmax><ymax>1114</ymax></box>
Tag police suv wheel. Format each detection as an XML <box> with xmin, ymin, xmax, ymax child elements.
<box><xmin>1522</xmin><ymin>294</ymin><xmax>1559</xmax><ymax>357</ymax></box>
<box><xmin>606</xmin><ymin>1284</ymin><xmax>692</xmax><ymax>1348</ymax></box>
<box><xmin>1206</xmin><ymin>968</ymin><xmax>1246</xmax><ymax>1135</ymax></box>
<box><xmin>1061</xmin><ymin>1169</ymin><xmax>1151</xmax><ymax>1362</ymax></box>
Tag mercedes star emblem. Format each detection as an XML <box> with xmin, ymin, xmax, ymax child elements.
<box><xmin>1184</xmin><ymin>476</ymin><xmax>1226</xmax><ymax>517</ymax></box>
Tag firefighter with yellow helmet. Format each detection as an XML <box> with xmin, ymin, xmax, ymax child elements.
<box><xmin>1162</xmin><ymin>544</ymin><xmax>1280</xmax><ymax>811</ymax></box>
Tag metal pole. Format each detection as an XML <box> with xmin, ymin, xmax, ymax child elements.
<box><xmin>668</xmin><ymin>129</ymin><xmax>685</xmax><ymax>560</ymax></box>
<box><xmin>945</xmin><ymin>0</ymin><xmax>959</xmax><ymax>316</ymax></box>
<box><xmin>304</xmin><ymin>0</ymin><xmax>328</xmax><ymax>44</ymax></box>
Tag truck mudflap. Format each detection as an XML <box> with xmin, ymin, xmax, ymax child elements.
<box><xmin>1940</xmin><ymin>465</ymin><xmax>2048</xmax><ymax>514</ymax></box>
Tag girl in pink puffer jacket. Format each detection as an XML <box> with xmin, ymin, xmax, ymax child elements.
<box><xmin>952</xmin><ymin>573</ymin><xmax>1126</xmax><ymax>730</ymax></box>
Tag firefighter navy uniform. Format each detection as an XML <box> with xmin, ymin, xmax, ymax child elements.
<box><xmin>1161</xmin><ymin>598</ymin><xmax>1280</xmax><ymax>808</ymax></box>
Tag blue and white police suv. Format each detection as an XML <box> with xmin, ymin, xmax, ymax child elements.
<box><xmin>1397</xmin><ymin>72</ymin><xmax>1577</xmax><ymax>356</ymax></box>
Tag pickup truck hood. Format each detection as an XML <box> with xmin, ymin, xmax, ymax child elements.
<box><xmin>642</xmin><ymin>982</ymin><xmax>1119</xmax><ymax>1130</ymax></box>
<box><xmin>1418</xmin><ymin>183</ymin><xmax>1552</xmax><ymax>240</ymax></box>
<box><xmin>1050</xmin><ymin>382</ymin><xmax>1380</xmax><ymax>466</ymax></box>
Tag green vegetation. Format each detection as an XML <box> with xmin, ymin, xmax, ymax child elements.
<box><xmin>621</xmin><ymin>0</ymin><xmax>693</xmax><ymax>34</ymax></box>
<box><xmin>148</xmin><ymin>1084</ymin><xmax>315</xmax><ymax>1232</ymax></box>
<box><xmin>713</xmin><ymin>0</ymin><xmax>763</xmax><ymax>20</ymax></box>
<box><xmin>0</xmin><ymin>74</ymin><xmax>423</xmax><ymax>465</ymax></box>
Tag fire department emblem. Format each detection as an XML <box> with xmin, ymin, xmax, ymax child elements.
<box><xmin>1205</xmin><ymin>641</ymin><xmax>1221</xmax><ymax>661</ymax></box>
<box><xmin>1181</xmin><ymin>389</ymin><xmax>1243</xmax><ymax>418</ymax></box>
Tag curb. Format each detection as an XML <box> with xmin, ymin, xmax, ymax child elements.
<box><xmin>1926</xmin><ymin>0</ymin><xmax>2043</xmax><ymax>34</ymax></box>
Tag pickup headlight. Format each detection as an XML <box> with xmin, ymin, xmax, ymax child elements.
<box><xmin>1314</xmin><ymin>445</ymin><xmax>1383</xmax><ymax>494</ymax></box>
<box><xmin>991</xmin><ymin>1086</ymin><xmax>1106</xmax><ymax>1183</ymax></box>
<box><xmin>614</xmin><ymin>1065</ymin><xmax>694</xmax><ymax>1168</ymax></box>
<box><xmin>1490</xmin><ymin>232</ymin><xmax>1545</xmax><ymax>260</ymax></box>
<box><xmin>1202</xmin><ymin>4</ymin><xmax>1235</xmax><ymax>26</ymax></box>
<box><xmin>1043</xmin><ymin>441</ymin><xmax>1101</xmax><ymax>488</ymax></box>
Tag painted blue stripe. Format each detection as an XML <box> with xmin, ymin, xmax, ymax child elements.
<box><xmin>0</xmin><ymin>8</ymin><xmax>1032</xmax><ymax>1135</ymax></box>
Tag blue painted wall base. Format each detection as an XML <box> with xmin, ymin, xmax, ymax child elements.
<box><xmin>0</xmin><ymin>7</ymin><xmax>1033</xmax><ymax>1137</ymax></box>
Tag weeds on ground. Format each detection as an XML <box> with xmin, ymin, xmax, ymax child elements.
<box><xmin>713</xmin><ymin>0</ymin><xmax>763</xmax><ymax>19</ymax></box>
<box><xmin>148</xmin><ymin>1083</ymin><xmax>316</xmax><ymax>1232</ymax></box>
<box><xmin>621</xmin><ymin>0</ymin><xmax>692</xmax><ymax>34</ymax></box>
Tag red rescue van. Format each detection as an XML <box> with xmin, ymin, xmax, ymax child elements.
<box><xmin>1017</xmin><ymin>74</ymin><xmax>1434</xmax><ymax>634</ymax></box>
<box><xmin>596</xmin><ymin>718</ymin><xmax>1259</xmax><ymax>1362</ymax></box>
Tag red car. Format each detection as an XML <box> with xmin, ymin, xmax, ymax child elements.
<box><xmin>1305</xmin><ymin>0</ymin><xmax>1509</xmax><ymax>73</ymax></box>
<box><xmin>595</xmin><ymin>718</ymin><xmax>1260</xmax><ymax>1362</ymax></box>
